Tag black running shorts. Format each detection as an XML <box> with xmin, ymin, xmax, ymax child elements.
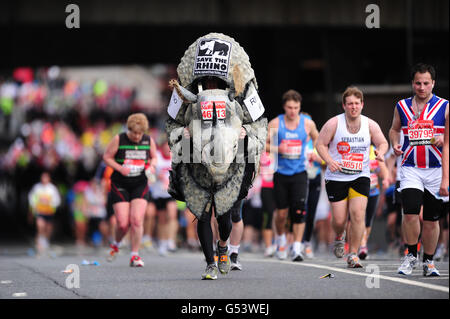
<box><xmin>110</xmin><ymin>181</ymin><xmax>149</xmax><ymax>204</ymax></box>
<box><xmin>273</xmin><ymin>171</ymin><xmax>308</xmax><ymax>210</ymax></box>
<box><xmin>325</xmin><ymin>177</ymin><xmax>370</xmax><ymax>202</ymax></box>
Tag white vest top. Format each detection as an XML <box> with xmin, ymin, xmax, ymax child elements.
<box><xmin>325</xmin><ymin>113</ymin><xmax>371</xmax><ymax>182</ymax></box>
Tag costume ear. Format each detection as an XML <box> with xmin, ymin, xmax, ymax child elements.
<box><xmin>232</xmin><ymin>64</ymin><xmax>245</xmax><ymax>97</ymax></box>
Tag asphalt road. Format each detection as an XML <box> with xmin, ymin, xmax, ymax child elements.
<box><xmin>0</xmin><ymin>244</ymin><xmax>448</xmax><ymax>303</ymax></box>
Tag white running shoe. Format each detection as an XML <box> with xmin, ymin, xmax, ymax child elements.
<box><xmin>347</xmin><ymin>253</ymin><xmax>363</xmax><ymax>268</ymax></box>
<box><xmin>158</xmin><ymin>244</ymin><xmax>168</xmax><ymax>257</ymax></box>
<box><xmin>276</xmin><ymin>245</ymin><xmax>288</xmax><ymax>260</ymax></box>
<box><xmin>291</xmin><ymin>250</ymin><xmax>304</xmax><ymax>262</ymax></box>
<box><xmin>264</xmin><ymin>245</ymin><xmax>276</xmax><ymax>258</ymax></box>
<box><xmin>230</xmin><ymin>253</ymin><xmax>242</xmax><ymax>271</ymax></box>
<box><xmin>398</xmin><ymin>253</ymin><xmax>417</xmax><ymax>275</ymax></box>
<box><xmin>333</xmin><ymin>232</ymin><xmax>346</xmax><ymax>258</ymax></box>
<box><xmin>423</xmin><ymin>260</ymin><xmax>440</xmax><ymax>277</ymax></box>
<box><xmin>434</xmin><ymin>243</ymin><xmax>445</xmax><ymax>261</ymax></box>
<box><xmin>303</xmin><ymin>242</ymin><xmax>314</xmax><ymax>259</ymax></box>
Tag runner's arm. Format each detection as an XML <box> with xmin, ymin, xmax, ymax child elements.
<box><xmin>315</xmin><ymin>117</ymin><xmax>341</xmax><ymax>172</ymax></box>
<box><xmin>148</xmin><ymin>137</ymin><xmax>158</xmax><ymax>174</ymax></box>
<box><xmin>389</xmin><ymin>107</ymin><xmax>403</xmax><ymax>156</ymax></box>
<box><xmin>103</xmin><ymin>135</ymin><xmax>129</xmax><ymax>176</ymax></box>
<box><xmin>439</xmin><ymin>107</ymin><xmax>449</xmax><ymax>196</ymax></box>
<box><xmin>307</xmin><ymin>118</ymin><xmax>319</xmax><ymax>145</ymax></box>
<box><xmin>369</xmin><ymin>119</ymin><xmax>389</xmax><ymax>162</ymax></box>
<box><xmin>265</xmin><ymin>117</ymin><xmax>279</xmax><ymax>153</ymax></box>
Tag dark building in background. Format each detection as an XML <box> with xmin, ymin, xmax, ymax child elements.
<box><xmin>0</xmin><ymin>0</ymin><xmax>448</xmax><ymax>240</ymax></box>
<box><xmin>1</xmin><ymin>0</ymin><xmax>448</xmax><ymax>127</ymax></box>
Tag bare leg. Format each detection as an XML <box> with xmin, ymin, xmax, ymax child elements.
<box><xmin>348</xmin><ymin>196</ymin><xmax>368</xmax><ymax>254</ymax></box>
<box><xmin>129</xmin><ymin>199</ymin><xmax>147</xmax><ymax>254</ymax></box>
<box><xmin>113</xmin><ymin>202</ymin><xmax>131</xmax><ymax>244</ymax></box>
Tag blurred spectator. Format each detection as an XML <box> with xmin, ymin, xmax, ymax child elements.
<box><xmin>28</xmin><ymin>171</ymin><xmax>61</xmax><ymax>255</ymax></box>
<box><xmin>68</xmin><ymin>180</ymin><xmax>90</xmax><ymax>248</ymax></box>
<box><xmin>151</xmin><ymin>139</ymin><xmax>178</xmax><ymax>256</ymax></box>
<box><xmin>0</xmin><ymin>64</ymin><xmax>176</xmax><ymax>245</ymax></box>
<box><xmin>84</xmin><ymin>178</ymin><xmax>109</xmax><ymax>247</ymax></box>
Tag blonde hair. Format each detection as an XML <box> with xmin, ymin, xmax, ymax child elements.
<box><xmin>127</xmin><ymin>113</ymin><xmax>149</xmax><ymax>133</ymax></box>
<box><xmin>342</xmin><ymin>86</ymin><xmax>364</xmax><ymax>104</ymax></box>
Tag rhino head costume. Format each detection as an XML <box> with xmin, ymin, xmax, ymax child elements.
<box><xmin>165</xmin><ymin>33</ymin><xmax>267</xmax><ymax>220</ymax></box>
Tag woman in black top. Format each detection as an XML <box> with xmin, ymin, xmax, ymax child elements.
<box><xmin>103</xmin><ymin>113</ymin><xmax>157</xmax><ymax>267</ymax></box>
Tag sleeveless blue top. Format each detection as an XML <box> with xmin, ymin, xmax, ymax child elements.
<box><xmin>276</xmin><ymin>114</ymin><xmax>308</xmax><ymax>175</ymax></box>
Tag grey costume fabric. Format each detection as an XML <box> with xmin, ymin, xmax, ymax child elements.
<box><xmin>165</xmin><ymin>33</ymin><xmax>267</xmax><ymax>220</ymax></box>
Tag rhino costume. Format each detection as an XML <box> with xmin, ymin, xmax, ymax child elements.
<box><xmin>165</xmin><ymin>33</ymin><xmax>267</xmax><ymax>220</ymax></box>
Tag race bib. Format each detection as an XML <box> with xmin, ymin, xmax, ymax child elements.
<box><xmin>123</xmin><ymin>159</ymin><xmax>146</xmax><ymax>177</ymax></box>
<box><xmin>36</xmin><ymin>194</ymin><xmax>55</xmax><ymax>215</ymax></box>
<box><xmin>244</xmin><ymin>89</ymin><xmax>265</xmax><ymax>121</ymax></box>
<box><xmin>167</xmin><ymin>88</ymin><xmax>183</xmax><ymax>120</ymax></box>
<box><xmin>260</xmin><ymin>165</ymin><xmax>274</xmax><ymax>182</ymax></box>
<box><xmin>201</xmin><ymin>101</ymin><xmax>226</xmax><ymax>121</ymax></box>
<box><xmin>280</xmin><ymin>139</ymin><xmax>302</xmax><ymax>159</ymax></box>
<box><xmin>370</xmin><ymin>173</ymin><xmax>379</xmax><ymax>189</ymax></box>
<box><xmin>408</xmin><ymin>120</ymin><xmax>434</xmax><ymax>146</ymax></box>
<box><xmin>341</xmin><ymin>153</ymin><xmax>364</xmax><ymax>175</ymax></box>
<box><xmin>369</xmin><ymin>160</ymin><xmax>379</xmax><ymax>189</ymax></box>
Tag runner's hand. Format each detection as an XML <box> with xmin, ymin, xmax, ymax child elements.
<box><xmin>374</xmin><ymin>149</ymin><xmax>385</xmax><ymax>162</ymax></box>
<box><xmin>239</xmin><ymin>127</ymin><xmax>247</xmax><ymax>139</ymax></box>
<box><xmin>120</xmin><ymin>165</ymin><xmax>131</xmax><ymax>176</ymax></box>
<box><xmin>439</xmin><ymin>182</ymin><xmax>449</xmax><ymax>197</ymax></box>
<box><xmin>183</xmin><ymin>127</ymin><xmax>190</xmax><ymax>139</ymax></box>
<box><xmin>393</xmin><ymin>144</ymin><xmax>403</xmax><ymax>156</ymax></box>
<box><xmin>327</xmin><ymin>159</ymin><xmax>342</xmax><ymax>173</ymax></box>
<box><xmin>432</xmin><ymin>135</ymin><xmax>444</xmax><ymax>147</ymax></box>
<box><xmin>278</xmin><ymin>140</ymin><xmax>288</xmax><ymax>154</ymax></box>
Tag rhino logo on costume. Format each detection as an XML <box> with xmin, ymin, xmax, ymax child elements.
<box><xmin>165</xmin><ymin>33</ymin><xmax>268</xmax><ymax>220</ymax></box>
<box><xmin>199</xmin><ymin>40</ymin><xmax>230</xmax><ymax>56</ymax></box>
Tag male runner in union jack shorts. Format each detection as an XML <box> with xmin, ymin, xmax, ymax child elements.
<box><xmin>389</xmin><ymin>63</ymin><xmax>449</xmax><ymax>277</ymax></box>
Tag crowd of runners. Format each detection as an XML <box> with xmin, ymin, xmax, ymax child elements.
<box><xmin>25</xmin><ymin>63</ymin><xmax>448</xmax><ymax>279</ymax></box>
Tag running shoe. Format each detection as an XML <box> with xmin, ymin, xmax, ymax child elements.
<box><xmin>107</xmin><ymin>244</ymin><xmax>119</xmax><ymax>262</ymax></box>
<box><xmin>397</xmin><ymin>253</ymin><xmax>417</xmax><ymax>275</ymax></box>
<box><xmin>158</xmin><ymin>243</ymin><xmax>168</xmax><ymax>257</ymax></box>
<box><xmin>130</xmin><ymin>255</ymin><xmax>144</xmax><ymax>267</ymax></box>
<box><xmin>434</xmin><ymin>243</ymin><xmax>445</xmax><ymax>261</ymax></box>
<box><xmin>230</xmin><ymin>253</ymin><xmax>242</xmax><ymax>271</ymax></box>
<box><xmin>141</xmin><ymin>239</ymin><xmax>153</xmax><ymax>252</ymax></box>
<box><xmin>303</xmin><ymin>242</ymin><xmax>314</xmax><ymax>259</ymax></box>
<box><xmin>167</xmin><ymin>240</ymin><xmax>177</xmax><ymax>253</ymax></box>
<box><xmin>358</xmin><ymin>246</ymin><xmax>369</xmax><ymax>260</ymax></box>
<box><xmin>423</xmin><ymin>259</ymin><xmax>440</xmax><ymax>277</ymax></box>
<box><xmin>264</xmin><ymin>245</ymin><xmax>276</xmax><ymax>258</ymax></box>
<box><xmin>291</xmin><ymin>250</ymin><xmax>304</xmax><ymax>262</ymax></box>
<box><xmin>276</xmin><ymin>245</ymin><xmax>288</xmax><ymax>260</ymax></box>
<box><xmin>217</xmin><ymin>242</ymin><xmax>230</xmax><ymax>274</ymax></box>
<box><xmin>201</xmin><ymin>263</ymin><xmax>218</xmax><ymax>280</ymax></box>
<box><xmin>333</xmin><ymin>231</ymin><xmax>346</xmax><ymax>258</ymax></box>
<box><xmin>347</xmin><ymin>253</ymin><xmax>363</xmax><ymax>268</ymax></box>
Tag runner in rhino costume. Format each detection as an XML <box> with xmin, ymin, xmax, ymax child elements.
<box><xmin>165</xmin><ymin>33</ymin><xmax>267</xmax><ymax>279</ymax></box>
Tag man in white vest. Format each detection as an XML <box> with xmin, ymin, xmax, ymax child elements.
<box><xmin>316</xmin><ymin>86</ymin><xmax>388</xmax><ymax>268</ymax></box>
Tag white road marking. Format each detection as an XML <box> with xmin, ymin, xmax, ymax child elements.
<box><xmin>245</xmin><ymin>257</ymin><xmax>449</xmax><ymax>294</ymax></box>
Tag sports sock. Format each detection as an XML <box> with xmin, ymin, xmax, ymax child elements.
<box><xmin>229</xmin><ymin>244</ymin><xmax>240</xmax><ymax>255</ymax></box>
<box><xmin>423</xmin><ymin>253</ymin><xmax>433</xmax><ymax>262</ymax></box>
<box><xmin>407</xmin><ymin>244</ymin><xmax>418</xmax><ymax>257</ymax></box>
